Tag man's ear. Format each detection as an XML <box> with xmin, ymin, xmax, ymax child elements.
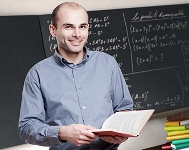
<box><xmin>49</xmin><ymin>24</ymin><xmax>56</xmax><ymax>37</ymax></box>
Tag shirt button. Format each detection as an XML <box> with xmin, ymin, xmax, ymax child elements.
<box><xmin>83</xmin><ymin>106</ymin><xmax>87</xmax><ymax>109</ymax></box>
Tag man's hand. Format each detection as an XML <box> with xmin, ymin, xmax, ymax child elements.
<box><xmin>99</xmin><ymin>135</ymin><xmax>128</xmax><ymax>144</ymax></box>
<box><xmin>58</xmin><ymin>124</ymin><xmax>98</xmax><ymax>146</ymax></box>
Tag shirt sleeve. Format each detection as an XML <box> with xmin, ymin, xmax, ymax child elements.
<box><xmin>18</xmin><ymin>68</ymin><xmax>62</xmax><ymax>146</ymax></box>
<box><xmin>110</xmin><ymin>57</ymin><xmax>133</xmax><ymax>112</ymax></box>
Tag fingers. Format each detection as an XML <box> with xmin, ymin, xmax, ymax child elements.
<box><xmin>115</xmin><ymin>136</ymin><xmax>128</xmax><ymax>144</ymax></box>
<box><xmin>72</xmin><ymin>135</ymin><xmax>95</xmax><ymax>146</ymax></box>
<box><xmin>59</xmin><ymin>124</ymin><xmax>98</xmax><ymax>146</ymax></box>
<box><xmin>82</xmin><ymin>128</ymin><xmax>98</xmax><ymax>139</ymax></box>
<box><xmin>100</xmin><ymin>136</ymin><xmax>128</xmax><ymax>144</ymax></box>
<box><xmin>84</xmin><ymin>124</ymin><xmax>97</xmax><ymax>131</ymax></box>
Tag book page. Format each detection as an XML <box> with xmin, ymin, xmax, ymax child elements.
<box><xmin>101</xmin><ymin>110</ymin><xmax>153</xmax><ymax>135</ymax></box>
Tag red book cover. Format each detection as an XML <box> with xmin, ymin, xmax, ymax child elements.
<box><xmin>162</xmin><ymin>142</ymin><xmax>172</xmax><ymax>150</ymax></box>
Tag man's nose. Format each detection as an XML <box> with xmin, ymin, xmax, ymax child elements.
<box><xmin>72</xmin><ymin>28</ymin><xmax>81</xmax><ymax>37</ymax></box>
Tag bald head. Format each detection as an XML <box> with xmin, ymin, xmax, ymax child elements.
<box><xmin>51</xmin><ymin>2</ymin><xmax>88</xmax><ymax>28</ymax></box>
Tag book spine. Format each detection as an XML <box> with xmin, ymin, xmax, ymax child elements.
<box><xmin>178</xmin><ymin>148</ymin><xmax>189</xmax><ymax>150</ymax></box>
<box><xmin>165</xmin><ymin>121</ymin><xmax>180</xmax><ymax>126</ymax></box>
<box><xmin>172</xmin><ymin>138</ymin><xmax>189</xmax><ymax>145</ymax></box>
<box><xmin>162</xmin><ymin>145</ymin><xmax>172</xmax><ymax>150</ymax></box>
<box><xmin>171</xmin><ymin>142</ymin><xmax>189</xmax><ymax>149</ymax></box>
<box><xmin>167</xmin><ymin>129</ymin><xmax>189</xmax><ymax>136</ymax></box>
<box><xmin>164</xmin><ymin>126</ymin><xmax>186</xmax><ymax>131</ymax></box>
<box><xmin>161</xmin><ymin>142</ymin><xmax>172</xmax><ymax>150</ymax></box>
<box><xmin>166</xmin><ymin>134</ymin><xmax>189</xmax><ymax>141</ymax></box>
<box><xmin>186</xmin><ymin>124</ymin><xmax>189</xmax><ymax>129</ymax></box>
<box><xmin>180</xmin><ymin>119</ymin><xmax>189</xmax><ymax>126</ymax></box>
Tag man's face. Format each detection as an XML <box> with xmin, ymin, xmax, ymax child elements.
<box><xmin>52</xmin><ymin>7</ymin><xmax>89</xmax><ymax>54</ymax></box>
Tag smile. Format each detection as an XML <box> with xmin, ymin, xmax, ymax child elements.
<box><xmin>69</xmin><ymin>40</ymin><xmax>82</xmax><ymax>46</ymax></box>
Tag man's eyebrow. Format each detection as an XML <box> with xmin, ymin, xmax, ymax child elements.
<box><xmin>62</xmin><ymin>23</ymin><xmax>88</xmax><ymax>26</ymax></box>
<box><xmin>62</xmin><ymin>23</ymin><xmax>73</xmax><ymax>26</ymax></box>
<box><xmin>80</xmin><ymin>23</ymin><xmax>88</xmax><ymax>26</ymax></box>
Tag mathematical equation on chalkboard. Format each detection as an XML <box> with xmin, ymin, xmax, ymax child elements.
<box><xmin>124</xmin><ymin>73</ymin><xmax>184</xmax><ymax>110</ymax></box>
<box><xmin>39</xmin><ymin>4</ymin><xmax>189</xmax><ymax>113</ymax></box>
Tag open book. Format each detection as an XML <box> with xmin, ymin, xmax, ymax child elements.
<box><xmin>90</xmin><ymin>109</ymin><xmax>154</xmax><ymax>137</ymax></box>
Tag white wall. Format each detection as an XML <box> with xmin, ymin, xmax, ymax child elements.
<box><xmin>0</xmin><ymin>0</ymin><xmax>188</xmax><ymax>16</ymax></box>
<box><xmin>1</xmin><ymin>0</ymin><xmax>188</xmax><ymax>149</ymax></box>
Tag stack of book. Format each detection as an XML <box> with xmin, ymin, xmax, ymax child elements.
<box><xmin>164</xmin><ymin>119</ymin><xmax>189</xmax><ymax>150</ymax></box>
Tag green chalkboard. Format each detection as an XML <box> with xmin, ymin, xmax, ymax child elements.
<box><xmin>0</xmin><ymin>16</ymin><xmax>45</xmax><ymax>149</ymax></box>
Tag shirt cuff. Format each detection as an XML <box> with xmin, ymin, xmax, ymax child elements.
<box><xmin>47</xmin><ymin>126</ymin><xmax>64</xmax><ymax>145</ymax></box>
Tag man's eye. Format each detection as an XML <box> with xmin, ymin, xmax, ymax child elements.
<box><xmin>65</xmin><ymin>26</ymin><xmax>72</xmax><ymax>29</ymax></box>
<box><xmin>80</xmin><ymin>26</ymin><xmax>87</xmax><ymax>29</ymax></box>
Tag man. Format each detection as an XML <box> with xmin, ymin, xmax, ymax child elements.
<box><xmin>19</xmin><ymin>2</ymin><xmax>133</xmax><ymax>150</ymax></box>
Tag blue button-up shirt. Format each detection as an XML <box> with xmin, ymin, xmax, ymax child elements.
<box><xmin>19</xmin><ymin>47</ymin><xmax>133</xmax><ymax>150</ymax></box>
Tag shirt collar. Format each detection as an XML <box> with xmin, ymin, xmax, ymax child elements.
<box><xmin>54</xmin><ymin>47</ymin><xmax>90</xmax><ymax>67</ymax></box>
